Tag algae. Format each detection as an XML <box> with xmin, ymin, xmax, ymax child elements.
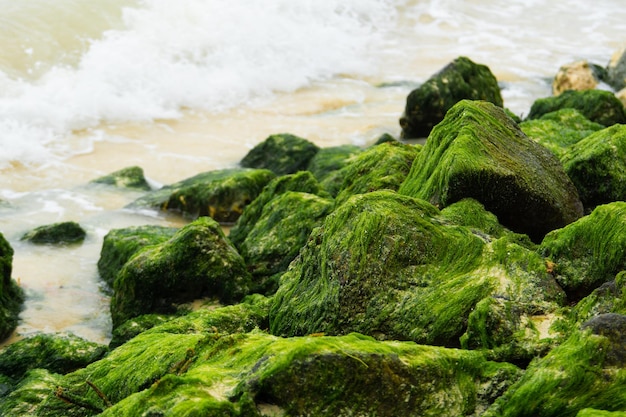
<box><xmin>560</xmin><ymin>124</ymin><xmax>626</xmax><ymax>210</ymax></box>
<box><xmin>0</xmin><ymin>233</ymin><xmax>23</xmax><ymax>341</ymax></box>
<box><xmin>90</xmin><ymin>166</ymin><xmax>151</xmax><ymax>191</ymax></box>
<box><xmin>399</xmin><ymin>100</ymin><xmax>583</xmax><ymax>242</ymax></box>
<box><xmin>240</xmin><ymin>133</ymin><xmax>320</xmax><ymax>176</ymax></box>
<box><xmin>127</xmin><ymin>168</ymin><xmax>275</xmax><ymax>223</ymax></box>
<box><xmin>21</xmin><ymin>221</ymin><xmax>86</xmax><ymax>245</ymax></box>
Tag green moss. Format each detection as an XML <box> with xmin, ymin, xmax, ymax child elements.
<box><xmin>228</xmin><ymin>171</ymin><xmax>328</xmax><ymax>248</ymax></box>
<box><xmin>526</xmin><ymin>90</ymin><xmax>626</xmax><ymax>127</ymax></box>
<box><xmin>90</xmin><ymin>166</ymin><xmax>151</xmax><ymax>190</ymax></box>
<box><xmin>483</xmin><ymin>326</ymin><xmax>626</xmax><ymax>417</ymax></box>
<box><xmin>439</xmin><ymin>198</ymin><xmax>506</xmax><ymax>238</ymax></box>
<box><xmin>577</xmin><ymin>409</ymin><xmax>626</xmax><ymax>417</ymax></box>
<box><xmin>0</xmin><ymin>333</ymin><xmax>107</xmax><ymax>381</ymax></box>
<box><xmin>540</xmin><ymin>202</ymin><xmax>626</xmax><ymax>301</ymax></box>
<box><xmin>21</xmin><ymin>221</ymin><xmax>86</xmax><ymax>244</ymax></box>
<box><xmin>0</xmin><ymin>234</ymin><xmax>23</xmax><ymax>341</ymax></box>
<box><xmin>561</xmin><ymin>124</ymin><xmax>626</xmax><ymax>210</ymax></box>
<box><xmin>109</xmin><ymin>314</ymin><xmax>172</xmax><ymax>348</ymax></box>
<box><xmin>333</xmin><ymin>140</ymin><xmax>420</xmax><ymax>205</ymax></box>
<box><xmin>127</xmin><ymin>168</ymin><xmax>276</xmax><ymax>223</ymax></box>
<box><xmin>237</xmin><ymin>192</ymin><xmax>333</xmax><ymax>294</ymax></box>
<box><xmin>97</xmin><ymin>225</ymin><xmax>178</xmax><ymax>287</ymax></box>
<box><xmin>306</xmin><ymin>144</ymin><xmax>362</xmax><ymax>182</ymax></box>
<box><xmin>519</xmin><ymin>109</ymin><xmax>604</xmax><ymax>158</ymax></box>
<box><xmin>110</xmin><ymin>217</ymin><xmax>252</xmax><ymax>328</ymax></box>
<box><xmin>240</xmin><ymin>133</ymin><xmax>320</xmax><ymax>175</ymax></box>
<box><xmin>399</xmin><ymin>100</ymin><xmax>583</xmax><ymax>242</ymax></box>
<box><xmin>400</xmin><ymin>56</ymin><xmax>503</xmax><ymax>138</ymax></box>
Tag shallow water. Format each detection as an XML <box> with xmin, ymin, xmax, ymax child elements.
<box><xmin>0</xmin><ymin>0</ymin><xmax>625</xmax><ymax>345</ymax></box>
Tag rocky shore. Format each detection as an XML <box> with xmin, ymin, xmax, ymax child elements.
<box><xmin>1</xmin><ymin>52</ymin><xmax>626</xmax><ymax>416</ymax></box>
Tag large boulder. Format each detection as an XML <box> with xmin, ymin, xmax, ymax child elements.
<box><xmin>0</xmin><ymin>234</ymin><xmax>23</xmax><ymax>341</ymax></box>
<box><xmin>240</xmin><ymin>133</ymin><xmax>320</xmax><ymax>175</ymax></box>
<box><xmin>519</xmin><ymin>109</ymin><xmax>604</xmax><ymax>158</ymax></box>
<box><xmin>110</xmin><ymin>217</ymin><xmax>252</xmax><ymax>327</ymax></box>
<box><xmin>269</xmin><ymin>191</ymin><xmax>564</xmax><ymax>353</ymax></box>
<box><xmin>97</xmin><ymin>225</ymin><xmax>178</xmax><ymax>287</ymax></box>
<box><xmin>560</xmin><ymin>124</ymin><xmax>626</xmax><ymax>210</ymax></box>
<box><xmin>483</xmin><ymin>322</ymin><xmax>626</xmax><ymax>417</ymax></box>
<box><xmin>539</xmin><ymin>202</ymin><xmax>626</xmax><ymax>301</ymax></box>
<box><xmin>399</xmin><ymin>56</ymin><xmax>503</xmax><ymax>138</ymax></box>
<box><xmin>399</xmin><ymin>100</ymin><xmax>583</xmax><ymax>242</ymax></box>
<box><xmin>127</xmin><ymin>168</ymin><xmax>275</xmax><ymax>223</ymax></box>
<box><xmin>526</xmin><ymin>90</ymin><xmax>626</xmax><ymax>127</ymax></box>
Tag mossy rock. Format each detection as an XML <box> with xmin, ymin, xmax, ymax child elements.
<box><xmin>578</xmin><ymin>409</ymin><xmax>626</xmax><ymax>417</ymax></box>
<box><xmin>21</xmin><ymin>221</ymin><xmax>86</xmax><ymax>245</ymax></box>
<box><xmin>399</xmin><ymin>100</ymin><xmax>584</xmax><ymax>242</ymax></box>
<box><xmin>109</xmin><ymin>313</ymin><xmax>172</xmax><ymax>348</ymax></box>
<box><xmin>483</xmin><ymin>321</ymin><xmax>626</xmax><ymax>417</ymax></box>
<box><xmin>0</xmin><ymin>234</ymin><xmax>23</xmax><ymax>342</ymax></box>
<box><xmin>90</xmin><ymin>166</ymin><xmax>151</xmax><ymax>191</ymax></box>
<box><xmin>399</xmin><ymin>56</ymin><xmax>503</xmax><ymax>138</ymax></box>
<box><xmin>240</xmin><ymin>133</ymin><xmax>320</xmax><ymax>175</ymax></box>
<box><xmin>110</xmin><ymin>217</ymin><xmax>252</xmax><ymax>328</ymax></box>
<box><xmin>439</xmin><ymin>198</ymin><xmax>507</xmax><ymax>238</ymax></box>
<box><xmin>0</xmin><ymin>333</ymin><xmax>107</xmax><ymax>381</ymax></box>
<box><xmin>16</xmin><ymin>329</ymin><xmax>520</xmax><ymax>417</ymax></box>
<box><xmin>561</xmin><ymin>124</ymin><xmax>626</xmax><ymax>210</ymax></box>
<box><xmin>237</xmin><ymin>191</ymin><xmax>334</xmax><ymax>294</ymax></box>
<box><xmin>228</xmin><ymin>171</ymin><xmax>328</xmax><ymax>248</ymax></box>
<box><xmin>270</xmin><ymin>191</ymin><xmax>564</xmax><ymax>351</ymax></box>
<box><xmin>127</xmin><ymin>168</ymin><xmax>275</xmax><ymax>223</ymax></box>
<box><xmin>306</xmin><ymin>144</ymin><xmax>362</xmax><ymax>193</ymax></box>
<box><xmin>519</xmin><ymin>108</ymin><xmax>605</xmax><ymax>158</ymax></box>
<box><xmin>540</xmin><ymin>202</ymin><xmax>626</xmax><ymax>301</ymax></box>
<box><xmin>526</xmin><ymin>89</ymin><xmax>626</xmax><ymax>127</ymax></box>
<box><xmin>333</xmin><ymin>140</ymin><xmax>420</xmax><ymax>205</ymax></box>
<box><xmin>97</xmin><ymin>225</ymin><xmax>178</xmax><ymax>287</ymax></box>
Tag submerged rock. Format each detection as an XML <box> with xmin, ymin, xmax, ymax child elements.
<box><xmin>399</xmin><ymin>100</ymin><xmax>583</xmax><ymax>242</ymax></box>
<box><xmin>526</xmin><ymin>89</ymin><xmax>626</xmax><ymax>127</ymax></box>
<box><xmin>90</xmin><ymin>166</ymin><xmax>151</xmax><ymax>191</ymax></box>
<box><xmin>240</xmin><ymin>133</ymin><xmax>320</xmax><ymax>175</ymax></box>
<box><xmin>561</xmin><ymin>124</ymin><xmax>626</xmax><ymax>210</ymax></box>
<box><xmin>483</xmin><ymin>324</ymin><xmax>626</xmax><ymax>417</ymax></box>
<box><xmin>0</xmin><ymin>234</ymin><xmax>23</xmax><ymax>341</ymax></box>
<box><xmin>127</xmin><ymin>168</ymin><xmax>275</xmax><ymax>223</ymax></box>
<box><xmin>270</xmin><ymin>191</ymin><xmax>564</xmax><ymax>353</ymax></box>
<box><xmin>110</xmin><ymin>217</ymin><xmax>252</xmax><ymax>327</ymax></box>
<box><xmin>400</xmin><ymin>56</ymin><xmax>503</xmax><ymax>138</ymax></box>
<box><xmin>21</xmin><ymin>221</ymin><xmax>86</xmax><ymax>245</ymax></box>
<box><xmin>519</xmin><ymin>108</ymin><xmax>604</xmax><ymax>158</ymax></box>
<box><xmin>540</xmin><ymin>202</ymin><xmax>626</xmax><ymax>301</ymax></box>
<box><xmin>97</xmin><ymin>225</ymin><xmax>178</xmax><ymax>287</ymax></box>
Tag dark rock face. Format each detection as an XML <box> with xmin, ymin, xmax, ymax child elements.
<box><xmin>399</xmin><ymin>56</ymin><xmax>503</xmax><ymax>138</ymax></box>
<box><xmin>21</xmin><ymin>221</ymin><xmax>86</xmax><ymax>244</ymax></box>
<box><xmin>240</xmin><ymin>133</ymin><xmax>320</xmax><ymax>175</ymax></box>
<box><xmin>399</xmin><ymin>100</ymin><xmax>584</xmax><ymax>242</ymax></box>
<box><xmin>526</xmin><ymin>90</ymin><xmax>626</xmax><ymax>127</ymax></box>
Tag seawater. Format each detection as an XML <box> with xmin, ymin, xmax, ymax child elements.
<box><xmin>0</xmin><ymin>0</ymin><xmax>624</xmax><ymax>345</ymax></box>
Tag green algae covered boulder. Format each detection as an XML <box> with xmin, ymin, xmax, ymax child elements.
<box><xmin>97</xmin><ymin>225</ymin><xmax>178</xmax><ymax>287</ymax></box>
<box><xmin>269</xmin><ymin>191</ymin><xmax>564</xmax><ymax>351</ymax></box>
<box><xmin>228</xmin><ymin>171</ymin><xmax>328</xmax><ymax>248</ymax></box>
<box><xmin>110</xmin><ymin>216</ymin><xmax>252</xmax><ymax>327</ymax></box>
<box><xmin>0</xmin><ymin>233</ymin><xmax>23</xmax><ymax>341</ymax></box>
<box><xmin>399</xmin><ymin>100</ymin><xmax>584</xmax><ymax>242</ymax></box>
<box><xmin>439</xmin><ymin>198</ymin><xmax>507</xmax><ymax>238</ymax></box>
<box><xmin>483</xmin><ymin>319</ymin><xmax>626</xmax><ymax>417</ymax></box>
<box><xmin>560</xmin><ymin>124</ymin><xmax>626</xmax><ymax>210</ymax></box>
<box><xmin>240</xmin><ymin>133</ymin><xmax>320</xmax><ymax>175</ymax></box>
<box><xmin>332</xmin><ymin>140</ymin><xmax>420</xmax><ymax>205</ymax></box>
<box><xmin>400</xmin><ymin>56</ymin><xmax>503</xmax><ymax>138</ymax></box>
<box><xmin>237</xmin><ymin>191</ymin><xmax>334</xmax><ymax>294</ymax></box>
<box><xmin>540</xmin><ymin>202</ymin><xmax>626</xmax><ymax>301</ymax></box>
<box><xmin>0</xmin><ymin>333</ymin><xmax>107</xmax><ymax>381</ymax></box>
<box><xmin>306</xmin><ymin>144</ymin><xmax>362</xmax><ymax>194</ymax></box>
<box><xmin>578</xmin><ymin>410</ymin><xmax>626</xmax><ymax>417</ymax></box>
<box><xmin>526</xmin><ymin>89</ymin><xmax>626</xmax><ymax>127</ymax></box>
<box><xmin>21</xmin><ymin>221</ymin><xmax>86</xmax><ymax>245</ymax></box>
<box><xmin>127</xmin><ymin>168</ymin><xmax>275</xmax><ymax>223</ymax></box>
<box><xmin>109</xmin><ymin>313</ymin><xmax>171</xmax><ymax>348</ymax></box>
<box><xmin>90</xmin><ymin>166</ymin><xmax>151</xmax><ymax>190</ymax></box>
<box><xmin>519</xmin><ymin>108</ymin><xmax>604</xmax><ymax>158</ymax></box>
